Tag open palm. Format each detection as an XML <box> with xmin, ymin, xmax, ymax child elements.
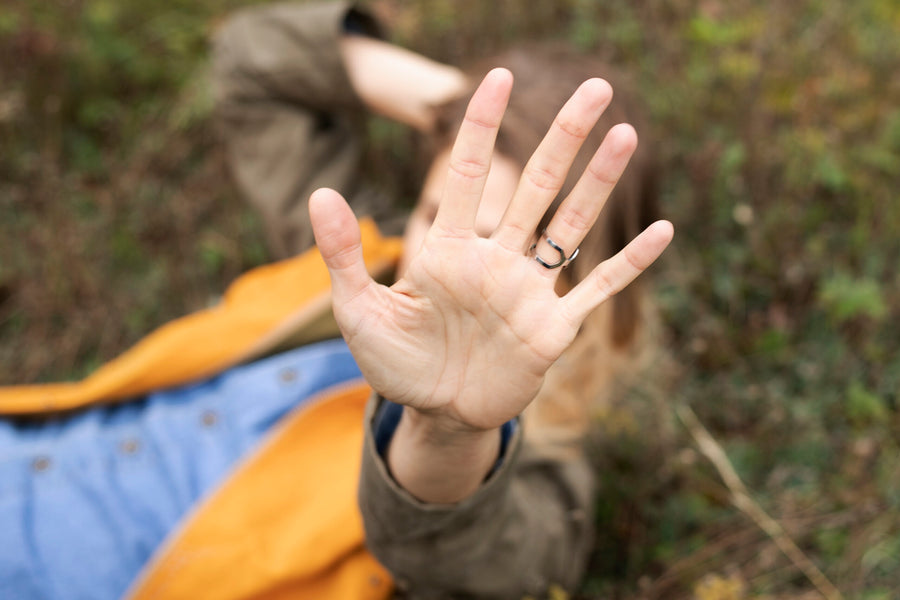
<box><xmin>309</xmin><ymin>69</ymin><xmax>673</xmax><ymax>433</ymax></box>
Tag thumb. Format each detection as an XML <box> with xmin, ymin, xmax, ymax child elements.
<box><xmin>309</xmin><ymin>188</ymin><xmax>373</xmax><ymax>302</ymax></box>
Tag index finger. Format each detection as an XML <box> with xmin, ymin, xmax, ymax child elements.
<box><xmin>433</xmin><ymin>68</ymin><xmax>513</xmax><ymax>235</ymax></box>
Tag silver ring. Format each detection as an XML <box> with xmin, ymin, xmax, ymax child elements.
<box><xmin>529</xmin><ymin>230</ymin><xmax>579</xmax><ymax>270</ymax></box>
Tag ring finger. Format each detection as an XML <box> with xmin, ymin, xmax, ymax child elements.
<box><xmin>530</xmin><ymin>123</ymin><xmax>638</xmax><ymax>279</ymax></box>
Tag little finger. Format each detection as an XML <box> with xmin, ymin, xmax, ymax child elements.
<box><xmin>560</xmin><ymin>220</ymin><xmax>674</xmax><ymax>325</ymax></box>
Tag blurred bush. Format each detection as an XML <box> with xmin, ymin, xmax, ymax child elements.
<box><xmin>0</xmin><ymin>0</ymin><xmax>269</xmax><ymax>382</ymax></box>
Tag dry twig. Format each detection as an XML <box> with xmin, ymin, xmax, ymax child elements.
<box><xmin>675</xmin><ymin>403</ymin><xmax>844</xmax><ymax>600</ymax></box>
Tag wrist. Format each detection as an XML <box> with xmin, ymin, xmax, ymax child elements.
<box><xmin>386</xmin><ymin>405</ymin><xmax>501</xmax><ymax>503</ymax></box>
<box><xmin>401</xmin><ymin>405</ymin><xmax>497</xmax><ymax>443</ymax></box>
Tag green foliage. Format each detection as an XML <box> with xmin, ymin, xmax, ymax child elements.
<box><xmin>0</xmin><ymin>0</ymin><xmax>269</xmax><ymax>384</ymax></box>
<box><xmin>862</xmin><ymin>535</ymin><xmax>900</xmax><ymax>578</ymax></box>
<box><xmin>819</xmin><ymin>273</ymin><xmax>888</xmax><ymax>324</ymax></box>
<box><xmin>845</xmin><ymin>381</ymin><xmax>888</xmax><ymax>427</ymax></box>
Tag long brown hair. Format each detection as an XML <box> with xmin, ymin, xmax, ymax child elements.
<box><xmin>432</xmin><ymin>45</ymin><xmax>661</xmax><ymax>452</ymax></box>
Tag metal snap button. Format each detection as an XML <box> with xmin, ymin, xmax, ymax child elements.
<box><xmin>279</xmin><ymin>368</ymin><xmax>299</xmax><ymax>384</ymax></box>
<box><xmin>32</xmin><ymin>456</ymin><xmax>52</xmax><ymax>472</ymax></box>
<box><xmin>120</xmin><ymin>439</ymin><xmax>141</xmax><ymax>455</ymax></box>
<box><xmin>201</xmin><ymin>410</ymin><xmax>219</xmax><ymax>427</ymax></box>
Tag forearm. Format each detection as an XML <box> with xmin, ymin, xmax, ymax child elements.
<box><xmin>339</xmin><ymin>35</ymin><xmax>467</xmax><ymax>132</ymax></box>
<box><xmin>386</xmin><ymin>407</ymin><xmax>500</xmax><ymax>503</ymax></box>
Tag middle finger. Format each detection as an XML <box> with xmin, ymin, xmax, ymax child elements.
<box><xmin>434</xmin><ymin>68</ymin><xmax>513</xmax><ymax>235</ymax></box>
<box><xmin>491</xmin><ymin>78</ymin><xmax>612</xmax><ymax>252</ymax></box>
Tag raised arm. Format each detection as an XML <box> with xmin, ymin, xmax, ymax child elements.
<box><xmin>212</xmin><ymin>2</ymin><xmax>465</xmax><ymax>256</ymax></box>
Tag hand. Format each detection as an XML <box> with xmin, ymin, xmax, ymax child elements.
<box><xmin>309</xmin><ymin>69</ymin><xmax>673</xmax><ymax>434</ymax></box>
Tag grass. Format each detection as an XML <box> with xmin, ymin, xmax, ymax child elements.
<box><xmin>1</xmin><ymin>0</ymin><xmax>899</xmax><ymax>597</ymax></box>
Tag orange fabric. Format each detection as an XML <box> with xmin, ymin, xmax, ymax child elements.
<box><xmin>124</xmin><ymin>382</ymin><xmax>392</xmax><ymax>600</ymax></box>
<box><xmin>0</xmin><ymin>221</ymin><xmax>402</xmax><ymax>598</ymax></box>
<box><xmin>0</xmin><ymin>219</ymin><xmax>402</xmax><ymax>415</ymax></box>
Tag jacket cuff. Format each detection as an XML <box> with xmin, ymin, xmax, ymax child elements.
<box><xmin>371</xmin><ymin>399</ymin><xmax>516</xmax><ymax>478</ymax></box>
<box><xmin>358</xmin><ymin>395</ymin><xmax>522</xmax><ymax>538</ymax></box>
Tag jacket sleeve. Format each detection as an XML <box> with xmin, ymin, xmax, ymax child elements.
<box><xmin>211</xmin><ymin>1</ymin><xmax>396</xmax><ymax>258</ymax></box>
<box><xmin>358</xmin><ymin>397</ymin><xmax>597</xmax><ymax>598</ymax></box>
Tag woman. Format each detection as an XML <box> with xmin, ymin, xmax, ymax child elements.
<box><xmin>214</xmin><ymin>2</ymin><xmax>672</xmax><ymax>596</ymax></box>
<box><xmin>0</xmin><ymin>3</ymin><xmax>671</xmax><ymax>599</ymax></box>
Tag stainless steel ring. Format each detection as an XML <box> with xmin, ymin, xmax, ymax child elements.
<box><xmin>529</xmin><ymin>230</ymin><xmax>580</xmax><ymax>270</ymax></box>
